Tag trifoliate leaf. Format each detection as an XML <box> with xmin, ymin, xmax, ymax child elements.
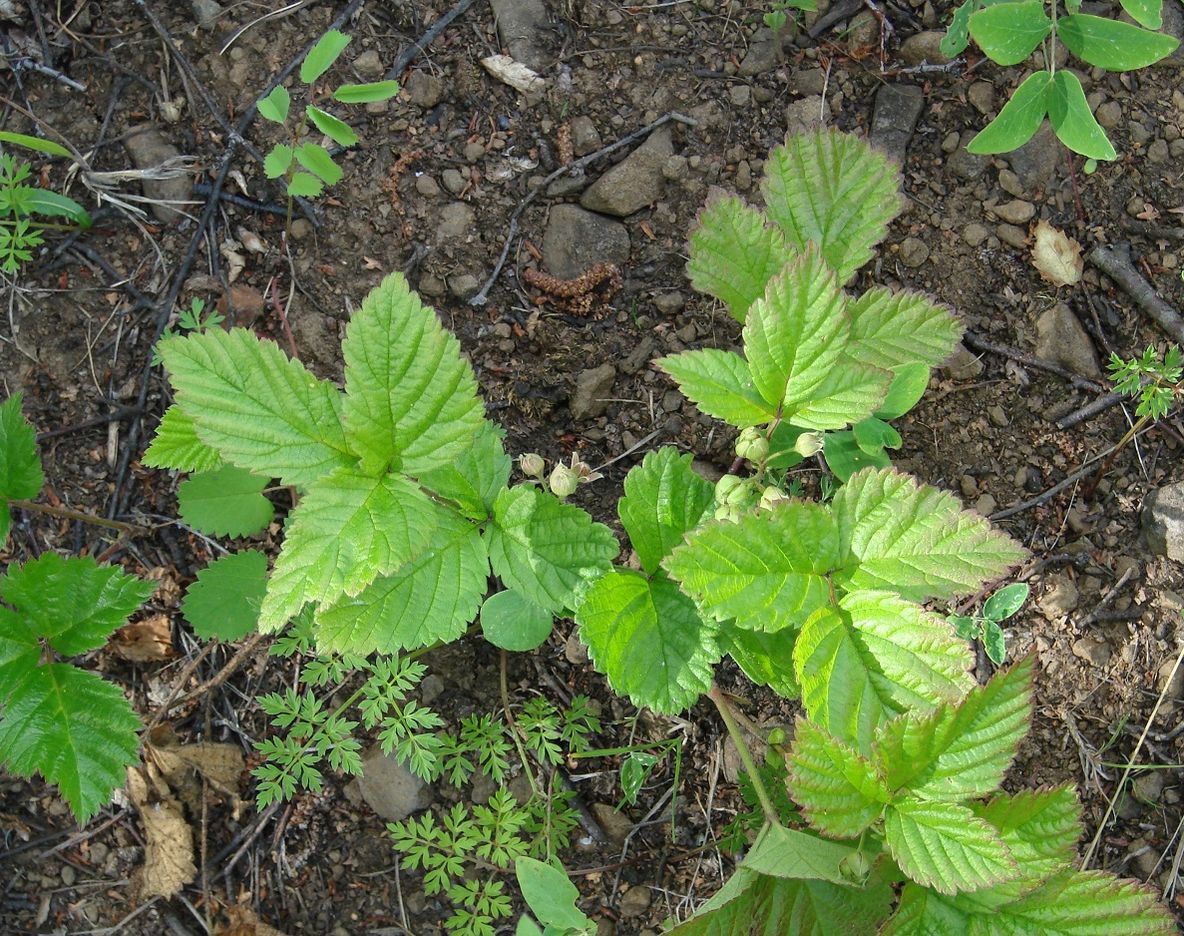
<box><xmin>788</xmin><ymin>359</ymin><xmax>892</xmax><ymax>431</ymax></box>
<box><xmin>480</xmin><ymin>589</ymin><xmax>553</xmax><ymax>651</ymax></box>
<box><xmin>743</xmin><ymin>248</ymin><xmax>850</xmax><ymax>413</ymax></box>
<box><xmin>793</xmin><ymin>591</ymin><xmax>974</xmax><ymax>751</ymax></box>
<box><xmin>876</xmin><ymin>656</ymin><xmax>1033</xmax><ymax>801</ymax></box>
<box><xmin>159</xmin><ymin>328</ymin><xmax>353</xmax><ymax>487</ymax></box>
<box><xmin>656</xmin><ymin>349</ymin><xmax>774</xmax><ymax>427</ymax></box>
<box><xmin>314</xmin><ymin>513</ymin><xmax>488</xmax><ymax>654</ymax></box>
<box><xmin>143</xmin><ymin>405</ymin><xmax>223</xmax><ymax>473</ymax></box>
<box><xmin>181</xmin><ymin>550</ymin><xmax>269</xmax><ymax>641</ymax></box>
<box><xmin>686</xmin><ymin>196</ymin><xmax>796</xmax><ymax>323</ymax></box>
<box><xmin>0</xmin><ymin>553</ymin><xmax>154</xmax><ymax>657</ymax></box>
<box><xmin>0</xmin><ymin>393</ymin><xmax>43</xmax><ymax>504</ymax></box>
<box><xmin>718</xmin><ymin>620</ymin><xmax>800</xmax><ymax>699</ymax></box>
<box><xmin>884</xmin><ymin>799</ymin><xmax>1018</xmax><ymax>895</ymax></box>
<box><xmin>967</xmin><ymin>71</ymin><xmax>1051</xmax><ymax>156</ymax></box>
<box><xmin>258</xmin><ymin>469</ymin><xmax>441</xmax><ymax>631</ymax></box>
<box><xmin>666</xmin><ymin>501</ymin><xmax>839</xmax><ymax>633</ymax></box>
<box><xmin>487</xmin><ymin>485</ymin><xmax>617</xmax><ymax>614</ymax></box>
<box><xmin>0</xmin><ymin>663</ymin><xmax>140</xmax><ymax>824</ymax></box>
<box><xmin>576</xmin><ymin>569</ymin><xmax>719</xmax><ymax>714</ymax></box>
<box><xmin>618</xmin><ymin>447</ymin><xmax>715</xmax><ymax>575</ymax></box>
<box><xmin>847</xmin><ymin>288</ymin><xmax>963</xmax><ymax>371</ymax></box>
<box><xmin>831</xmin><ymin>468</ymin><xmax>1028</xmax><ymax>602</ymax></box>
<box><xmin>967</xmin><ymin>0</ymin><xmax>1052</xmax><ymax>65</ymax></box>
<box><xmin>342</xmin><ymin>272</ymin><xmax>486</xmax><ymax>477</ymax></box>
<box><xmin>787</xmin><ymin>717</ymin><xmax>891</xmax><ymax>838</ymax></box>
<box><xmin>414</xmin><ymin>420</ymin><xmax>511</xmax><ymax>520</ymax></box>
<box><xmin>761</xmin><ymin>129</ymin><xmax>903</xmax><ymax>284</ymax></box>
<box><xmin>177</xmin><ymin>465</ymin><xmax>274</xmax><ymax>538</ymax></box>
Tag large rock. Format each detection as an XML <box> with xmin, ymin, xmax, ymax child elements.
<box><xmin>541</xmin><ymin>204</ymin><xmax>629</xmax><ymax>278</ymax></box>
<box><xmin>580</xmin><ymin>127</ymin><xmax>673</xmax><ymax>217</ymax></box>
<box><xmin>1143</xmin><ymin>481</ymin><xmax>1184</xmax><ymax>562</ymax></box>
<box><xmin>123</xmin><ymin>128</ymin><xmax>193</xmax><ymax>224</ymax></box>
<box><xmin>1035</xmin><ymin>303</ymin><xmax>1100</xmax><ymax>376</ymax></box>
<box><xmin>490</xmin><ymin>0</ymin><xmax>551</xmax><ymax>71</ymax></box>
<box><xmin>349</xmin><ymin>748</ymin><xmax>432</xmax><ymax>822</ymax></box>
<box><xmin>870</xmin><ymin>84</ymin><xmax>923</xmax><ymax>164</ymax></box>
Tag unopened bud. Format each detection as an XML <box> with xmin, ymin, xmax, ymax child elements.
<box><xmin>714</xmin><ymin>504</ymin><xmax>740</xmax><ymax>524</ymax></box>
<box><xmin>735</xmin><ymin>426</ymin><xmax>769</xmax><ymax>463</ymax></box>
<box><xmin>794</xmin><ymin>431</ymin><xmax>824</xmax><ymax>458</ymax></box>
<box><xmin>548</xmin><ymin>464</ymin><xmax>580</xmax><ymax>498</ymax></box>
<box><xmin>715</xmin><ymin>474</ymin><xmax>743</xmax><ymax>502</ymax></box>
<box><xmin>520</xmin><ymin>453</ymin><xmax>545</xmax><ymax>479</ymax></box>
<box><xmin>759</xmin><ymin>485</ymin><xmax>787</xmax><ymax>511</ymax></box>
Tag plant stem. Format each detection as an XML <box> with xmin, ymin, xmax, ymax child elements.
<box><xmin>500</xmin><ymin>649</ymin><xmax>540</xmax><ymax>798</ymax></box>
<box><xmin>708</xmin><ymin>684</ymin><xmax>781</xmax><ymax>827</ymax></box>
<box><xmin>9</xmin><ymin>498</ymin><xmax>144</xmax><ymax>534</ymax></box>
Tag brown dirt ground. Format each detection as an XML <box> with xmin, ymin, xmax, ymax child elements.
<box><xmin>2</xmin><ymin>0</ymin><xmax>1184</xmax><ymax>933</ymax></box>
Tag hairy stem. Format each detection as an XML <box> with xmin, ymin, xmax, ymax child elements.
<box><xmin>708</xmin><ymin>684</ymin><xmax>780</xmax><ymax>827</ymax></box>
<box><xmin>9</xmin><ymin>498</ymin><xmax>144</xmax><ymax>534</ymax></box>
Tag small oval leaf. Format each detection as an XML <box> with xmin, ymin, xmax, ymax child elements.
<box><xmin>300</xmin><ymin>29</ymin><xmax>351</xmax><ymax>84</ymax></box>
<box><xmin>333</xmin><ymin>80</ymin><xmax>401</xmax><ymax>104</ymax></box>
<box><xmin>480</xmin><ymin>589</ymin><xmax>554</xmax><ymax>651</ymax></box>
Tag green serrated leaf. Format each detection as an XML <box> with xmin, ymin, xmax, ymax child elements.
<box><xmin>1047</xmin><ymin>70</ymin><xmax>1117</xmax><ymax>161</ymax></box>
<box><xmin>656</xmin><ymin>349</ymin><xmax>774</xmax><ymax>427</ymax></box>
<box><xmin>686</xmin><ymin>196</ymin><xmax>796</xmax><ymax>322</ymax></box>
<box><xmin>315</xmin><ymin>514</ymin><xmax>487</xmax><ymax>654</ymax></box>
<box><xmin>794</xmin><ymin>592</ymin><xmax>974</xmax><ymax>751</ymax></box>
<box><xmin>334</xmin><ymin>80</ymin><xmax>401</xmax><ymax>104</ymax></box>
<box><xmin>295</xmin><ymin>142</ymin><xmax>343</xmax><ymax>186</ymax></box>
<box><xmin>968</xmin><ymin>1</ymin><xmax>1051</xmax><ymax>65</ymax></box>
<box><xmin>301</xmin><ymin>29</ymin><xmax>351</xmax><ymax>84</ymax></box>
<box><xmin>847</xmin><ymin>287</ymin><xmax>962</xmax><ymax>372</ymax></box>
<box><xmin>256</xmin><ymin>86</ymin><xmax>290</xmax><ymax>123</ymax></box>
<box><xmin>576</xmin><ymin>569</ymin><xmax>719</xmax><ymax>714</ymax></box>
<box><xmin>885</xmin><ymin>798</ymin><xmax>1018</xmax><ymax>895</ymax></box>
<box><xmin>1057</xmin><ymin>13</ymin><xmax>1178</xmax><ymax>71</ymax></box>
<box><xmin>178</xmin><ymin>465</ymin><xmax>274</xmax><ymax>537</ymax></box>
<box><xmin>618</xmin><ymin>447</ymin><xmax>715</xmax><ymax>575</ymax></box>
<box><xmin>487</xmin><ymin>485</ymin><xmax>617</xmax><ymax>614</ymax></box>
<box><xmin>480</xmin><ymin>590</ymin><xmax>553</xmax><ymax>651</ymax></box>
<box><xmin>822</xmin><ymin>430</ymin><xmax>892</xmax><ymax>483</ymax></box>
<box><xmin>744</xmin><ymin>247</ymin><xmax>850</xmax><ymax>413</ymax></box>
<box><xmin>342</xmin><ymin>272</ymin><xmax>486</xmax><ymax>477</ymax></box>
<box><xmin>718</xmin><ymin>620</ymin><xmax>800</xmax><ymax>699</ymax></box>
<box><xmin>143</xmin><ymin>405</ymin><xmax>223</xmax><ymax>473</ymax></box>
<box><xmin>1121</xmin><ymin>0</ymin><xmax>1163</xmax><ymax>29</ymax></box>
<box><xmin>181</xmin><ymin>550</ymin><xmax>268</xmax><ymax>641</ymax></box>
<box><xmin>263</xmin><ymin>144</ymin><xmax>293</xmax><ymax>179</ymax></box>
<box><xmin>306</xmin><ymin>105</ymin><xmax>359</xmax><ymax>147</ymax></box>
<box><xmin>830</xmin><ymin>468</ymin><xmax>1028</xmax><ymax>602</ymax></box>
<box><xmin>0</xmin><ymin>553</ymin><xmax>154</xmax><ymax>657</ymax></box>
<box><xmin>666</xmin><ymin>500</ymin><xmax>839</xmax><ymax>633</ymax></box>
<box><xmin>761</xmin><ymin>129</ymin><xmax>903</xmax><ymax>284</ymax></box>
<box><xmin>788</xmin><ymin>361</ymin><xmax>892</xmax><ymax>431</ymax></box>
<box><xmin>258</xmin><ymin>469</ymin><xmax>441</xmax><ymax>631</ymax></box>
<box><xmin>876</xmin><ymin>656</ymin><xmax>1033</xmax><ymax>801</ymax></box>
<box><xmin>0</xmin><ymin>393</ymin><xmax>43</xmax><ymax>504</ymax></box>
<box><xmin>788</xmin><ymin>717</ymin><xmax>891</xmax><ymax>838</ymax></box>
<box><xmin>159</xmin><ymin>328</ymin><xmax>352</xmax><ymax>486</ymax></box>
<box><xmin>287</xmin><ymin>171</ymin><xmax>323</xmax><ymax>198</ymax></box>
<box><xmin>415</xmin><ymin>421</ymin><xmax>511</xmax><ymax>519</ymax></box>
<box><xmin>967</xmin><ymin>71</ymin><xmax>1051</xmax><ymax>155</ymax></box>
<box><xmin>0</xmin><ymin>663</ymin><xmax>140</xmax><ymax>824</ymax></box>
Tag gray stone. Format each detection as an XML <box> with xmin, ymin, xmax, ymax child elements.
<box><xmin>898</xmin><ymin>30</ymin><xmax>952</xmax><ymax>66</ymax></box>
<box><xmin>785</xmin><ymin>95</ymin><xmax>825</xmax><ymax>134</ymax></box>
<box><xmin>490</xmin><ymin>0</ymin><xmax>551</xmax><ymax>71</ymax></box>
<box><xmin>652</xmin><ymin>291</ymin><xmax>685</xmax><ymax>315</ymax></box>
<box><xmin>437</xmin><ymin>202</ymin><xmax>476</xmax><ymax>242</ymax></box>
<box><xmin>1132</xmin><ymin>770</ymin><xmax>1165</xmax><ymax>805</ymax></box>
<box><xmin>993</xmin><ymin>199</ymin><xmax>1035</xmax><ymax>225</ymax></box>
<box><xmin>1072</xmin><ymin>635</ymin><xmax>1111</xmax><ymax>666</ymax></box>
<box><xmin>448</xmin><ymin>273</ymin><xmax>481</xmax><ymax>300</ymax></box>
<box><xmin>191</xmin><ymin>0</ymin><xmax>222</xmax><ymax>30</ymax></box>
<box><xmin>404</xmin><ymin>70</ymin><xmax>444</xmax><ymax>109</ymax></box>
<box><xmin>947</xmin><ymin>131</ymin><xmax>988</xmax><ymax>180</ymax></box>
<box><xmin>570</xmin><ymin>364</ymin><xmax>616</xmax><ymax>420</ymax></box>
<box><xmin>415</xmin><ymin>174</ymin><xmax>440</xmax><ymax>198</ymax></box>
<box><xmin>123</xmin><ymin>128</ymin><xmax>193</xmax><ymax>223</ymax></box>
<box><xmin>870</xmin><ymin>84</ymin><xmax>924</xmax><ymax>164</ymax></box>
<box><xmin>1142</xmin><ymin>481</ymin><xmax>1184</xmax><ymax>562</ymax></box>
<box><xmin>352</xmin><ymin>49</ymin><xmax>384</xmax><ymax>80</ymax></box>
<box><xmin>1004</xmin><ymin>123</ymin><xmax>1059</xmax><ymax>193</ymax></box>
<box><xmin>967</xmin><ymin>80</ymin><xmax>995</xmax><ymax>115</ymax></box>
<box><xmin>943</xmin><ymin>342</ymin><xmax>984</xmax><ymax>379</ymax></box>
<box><xmin>1038</xmin><ymin>572</ymin><xmax>1079</xmax><ymax>619</ymax></box>
<box><xmin>570</xmin><ymin>116</ymin><xmax>602</xmax><ymax>156</ymax></box>
<box><xmin>590</xmin><ymin>803</ymin><xmax>634</xmax><ymax>846</ymax></box>
<box><xmin>1153</xmin><ymin>0</ymin><xmax>1184</xmax><ymax>68</ymax></box>
<box><xmin>350</xmin><ymin>748</ymin><xmax>432</xmax><ymax>821</ymax></box>
<box><xmin>619</xmin><ymin>885</ymin><xmax>652</xmax><ymax>918</ymax></box>
<box><xmin>898</xmin><ymin>236</ymin><xmax>929</xmax><ymax>267</ymax></box>
<box><xmin>1095</xmin><ymin>99</ymin><xmax>1122</xmax><ymax>129</ymax></box>
<box><xmin>541</xmin><ymin>204</ymin><xmax>630</xmax><ymax>278</ymax></box>
<box><xmin>1035</xmin><ymin>302</ymin><xmax>1100</xmax><ymax>377</ymax></box>
<box><xmin>738</xmin><ymin>28</ymin><xmax>781</xmax><ymax>76</ymax></box>
<box><xmin>441</xmin><ymin>168</ymin><xmax>466</xmax><ymax>195</ymax></box>
<box><xmin>963</xmin><ymin>222</ymin><xmax>990</xmax><ymax>247</ymax></box>
<box><xmin>996</xmin><ymin>223</ymin><xmax>1028</xmax><ymax>249</ymax></box>
<box><xmin>580</xmin><ymin>127</ymin><xmax>673</xmax><ymax>217</ymax></box>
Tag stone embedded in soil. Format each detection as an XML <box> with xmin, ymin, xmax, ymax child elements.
<box><xmin>870</xmin><ymin>84</ymin><xmax>923</xmax><ymax>164</ymax></box>
<box><xmin>541</xmin><ymin>204</ymin><xmax>629</xmax><ymax>278</ymax></box>
<box><xmin>947</xmin><ymin>132</ymin><xmax>988</xmax><ymax>180</ymax></box>
<box><xmin>352</xmin><ymin>49</ymin><xmax>384</xmax><ymax>80</ymax></box>
<box><xmin>191</xmin><ymin>0</ymin><xmax>222</xmax><ymax>30</ymax></box>
<box><xmin>967</xmin><ymin>81</ymin><xmax>995</xmax><ymax>115</ymax></box>
<box><xmin>436</xmin><ymin>202</ymin><xmax>476</xmax><ymax>243</ymax></box>
<box><xmin>1071</xmin><ymin>635</ymin><xmax>1111</xmax><ymax>667</ymax></box>
<box><xmin>570</xmin><ymin>364</ymin><xmax>617</xmax><ymax>420</ymax></box>
<box><xmin>1141</xmin><ymin>481</ymin><xmax>1184</xmax><ymax>562</ymax></box>
<box><xmin>942</xmin><ymin>343</ymin><xmax>984</xmax><ymax>380</ymax></box>
<box><xmin>992</xmin><ymin>199</ymin><xmax>1035</xmax><ymax>225</ymax></box>
<box><xmin>738</xmin><ymin>27</ymin><xmax>781</xmax><ymax>76</ymax></box>
<box><xmin>897</xmin><ymin>236</ymin><xmax>929</xmax><ymax>268</ymax></box>
<box><xmin>590</xmin><ymin>803</ymin><xmax>634</xmax><ymax>846</ymax></box>
<box><xmin>618</xmin><ymin>885</ymin><xmax>652</xmax><ymax>917</ymax></box>
<box><xmin>898</xmin><ymin>30</ymin><xmax>952</xmax><ymax>66</ymax></box>
<box><xmin>570</xmin><ymin>115</ymin><xmax>602</xmax><ymax>156</ymax></box>
<box><xmin>580</xmin><ymin>127</ymin><xmax>673</xmax><ymax>217</ymax></box>
<box><xmin>996</xmin><ymin>224</ymin><xmax>1028</xmax><ymax>249</ymax></box>
<box><xmin>1004</xmin><ymin>123</ymin><xmax>1059</xmax><ymax>193</ymax></box>
<box><xmin>1038</xmin><ymin>572</ymin><xmax>1080</xmax><ymax>619</ymax></box>
<box><xmin>963</xmin><ymin>223</ymin><xmax>990</xmax><ymax>247</ymax></box>
<box><xmin>123</xmin><ymin>127</ymin><xmax>193</xmax><ymax>223</ymax></box>
<box><xmin>1035</xmin><ymin>303</ymin><xmax>1101</xmax><ymax>377</ymax></box>
<box><xmin>1155</xmin><ymin>0</ymin><xmax>1184</xmax><ymax>68</ymax></box>
<box><xmin>785</xmin><ymin>96</ymin><xmax>825</xmax><ymax>134</ymax></box>
<box><xmin>490</xmin><ymin>0</ymin><xmax>552</xmax><ymax>71</ymax></box>
<box><xmin>404</xmin><ymin>70</ymin><xmax>444</xmax><ymax>109</ymax></box>
<box><xmin>349</xmin><ymin>748</ymin><xmax>432</xmax><ymax>821</ymax></box>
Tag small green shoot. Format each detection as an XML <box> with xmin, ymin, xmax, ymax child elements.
<box><xmin>949</xmin><ymin>581</ymin><xmax>1030</xmax><ymax>666</ymax></box>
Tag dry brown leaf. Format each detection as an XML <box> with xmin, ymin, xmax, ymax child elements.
<box><xmin>218</xmin><ymin>902</ymin><xmax>290</xmax><ymax>936</ymax></box>
<box><xmin>480</xmin><ymin>54</ymin><xmax>546</xmax><ymax>94</ymax></box>
<box><xmin>109</xmin><ymin>614</ymin><xmax>174</xmax><ymax>662</ymax></box>
<box><xmin>1031</xmin><ymin>220</ymin><xmax>1083</xmax><ymax>287</ymax></box>
<box><xmin>127</xmin><ymin>765</ymin><xmax>196</xmax><ymax>899</ymax></box>
<box><xmin>146</xmin><ymin>736</ymin><xmax>245</xmax><ymax>819</ymax></box>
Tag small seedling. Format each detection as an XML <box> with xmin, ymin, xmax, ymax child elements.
<box><xmin>150</xmin><ymin>297</ymin><xmax>224</xmax><ymax>366</ymax></box>
<box><xmin>942</xmin><ymin>0</ymin><xmax>1179</xmax><ymax>160</ymax></box>
<box><xmin>762</xmin><ymin>0</ymin><xmax>816</xmax><ymax>31</ymax></box>
<box><xmin>0</xmin><ymin>132</ymin><xmax>90</xmax><ymax>275</ymax></box>
<box><xmin>949</xmin><ymin>581</ymin><xmax>1030</xmax><ymax>666</ymax></box>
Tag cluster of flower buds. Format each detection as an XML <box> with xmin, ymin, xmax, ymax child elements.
<box><xmin>734</xmin><ymin>426</ymin><xmax>770</xmax><ymax>463</ymax></box>
<box><xmin>713</xmin><ymin>473</ymin><xmax>759</xmax><ymax>523</ymax></box>
<box><xmin>518</xmin><ymin>452</ymin><xmax>604</xmax><ymax>499</ymax></box>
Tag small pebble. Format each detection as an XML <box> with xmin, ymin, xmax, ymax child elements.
<box><xmin>996</xmin><ymin>223</ymin><xmax>1028</xmax><ymax>249</ymax></box>
<box><xmin>992</xmin><ymin>199</ymin><xmax>1034</xmax><ymax>225</ymax></box>
<box><xmin>898</xmin><ymin>236</ymin><xmax>929</xmax><ymax>267</ymax></box>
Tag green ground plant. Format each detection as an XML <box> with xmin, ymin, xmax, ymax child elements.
<box><xmin>0</xmin><ymin>395</ymin><xmax>152</xmax><ymax>823</ymax></box>
<box><xmin>941</xmin><ymin>0</ymin><xmax>1179</xmax><ymax>162</ymax></box>
<box><xmin>948</xmin><ymin>582</ymin><xmax>1030</xmax><ymax>666</ymax></box>
<box><xmin>145</xmin><ymin>128</ymin><xmax>1173</xmax><ymax>932</ymax></box>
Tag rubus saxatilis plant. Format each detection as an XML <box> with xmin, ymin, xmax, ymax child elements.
<box><xmin>145</xmin><ymin>128</ymin><xmax>1174</xmax><ymax>932</ymax></box>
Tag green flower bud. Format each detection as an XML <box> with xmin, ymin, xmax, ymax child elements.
<box><xmin>715</xmin><ymin>474</ymin><xmax>743</xmax><ymax>501</ymax></box>
<box><xmin>713</xmin><ymin>504</ymin><xmax>740</xmax><ymax>524</ymax></box>
<box><xmin>759</xmin><ymin>485</ymin><xmax>787</xmax><ymax>511</ymax></box>
<box><xmin>766</xmin><ymin>726</ymin><xmax>787</xmax><ymax>747</ymax></box>
<box><xmin>726</xmin><ymin>480</ymin><xmax>754</xmax><ymax>506</ymax></box>
<box><xmin>520</xmin><ymin>453</ymin><xmax>545</xmax><ymax>479</ymax></box>
<box><xmin>794</xmin><ymin>431</ymin><xmax>824</xmax><ymax>458</ymax></box>
<box><xmin>548</xmin><ymin>464</ymin><xmax>580</xmax><ymax>498</ymax></box>
<box><xmin>735</xmin><ymin>427</ymin><xmax>769</xmax><ymax>462</ymax></box>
